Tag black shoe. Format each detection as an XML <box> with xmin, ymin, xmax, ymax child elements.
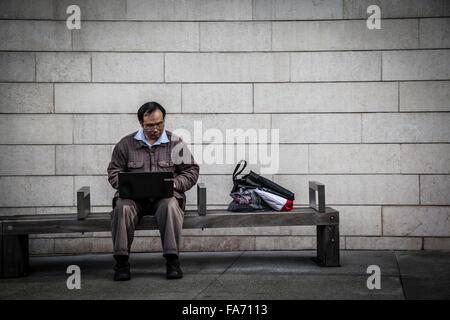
<box><xmin>165</xmin><ymin>254</ymin><xmax>183</xmax><ymax>279</ymax></box>
<box><xmin>113</xmin><ymin>255</ymin><xmax>131</xmax><ymax>281</ymax></box>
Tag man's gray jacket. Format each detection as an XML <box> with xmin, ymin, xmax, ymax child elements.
<box><xmin>107</xmin><ymin>130</ymin><xmax>200</xmax><ymax>211</ymax></box>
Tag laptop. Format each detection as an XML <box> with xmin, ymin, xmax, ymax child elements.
<box><xmin>118</xmin><ymin>172</ymin><xmax>174</xmax><ymax>200</ymax></box>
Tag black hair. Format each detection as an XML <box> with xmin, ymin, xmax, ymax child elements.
<box><xmin>137</xmin><ymin>102</ymin><xmax>166</xmax><ymax>122</ymax></box>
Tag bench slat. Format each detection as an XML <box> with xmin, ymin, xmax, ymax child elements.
<box><xmin>173</xmin><ymin>210</ymin><xmax>338</xmax><ymax>229</ymax></box>
<box><xmin>0</xmin><ymin>207</ymin><xmax>336</xmax><ymax>221</ymax></box>
<box><xmin>1</xmin><ymin>207</ymin><xmax>338</xmax><ymax>235</ymax></box>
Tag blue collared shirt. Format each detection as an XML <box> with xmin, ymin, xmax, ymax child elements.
<box><xmin>134</xmin><ymin>128</ymin><xmax>169</xmax><ymax>149</ymax></box>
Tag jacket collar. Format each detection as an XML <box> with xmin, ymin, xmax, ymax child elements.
<box><xmin>134</xmin><ymin>128</ymin><xmax>170</xmax><ymax>149</ymax></box>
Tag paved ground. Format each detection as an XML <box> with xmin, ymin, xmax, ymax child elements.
<box><xmin>0</xmin><ymin>250</ymin><xmax>449</xmax><ymax>300</ymax></box>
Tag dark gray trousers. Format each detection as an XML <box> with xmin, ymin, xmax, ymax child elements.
<box><xmin>110</xmin><ymin>197</ymin><xmax>184</xmax><ymax>256</ymax></box>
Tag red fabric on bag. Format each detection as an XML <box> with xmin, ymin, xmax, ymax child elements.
<box><xmin>254</xmin><ymin>189</ymin><xmax>294</xmax><ymax>211</ymax></box>
<box><xmin>281</xmin><ymin>199</ymin><xmax>294</xmax><ymax>211</ymax></box>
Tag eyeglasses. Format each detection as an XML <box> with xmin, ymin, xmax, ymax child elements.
<box><xmin>143</xmin><ymin>121</ymin><xmax>164</xmax><ymax>130</ymax></box>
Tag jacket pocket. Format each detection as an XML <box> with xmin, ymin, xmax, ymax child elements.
<box><xmin>157</xmin><ymin>160</ymin><xmax>175</xmax><ymax>172</ymax></box>
<box><xmin>127</xmin><ymin>160</ymin><xmax>144</xmax><ymax>172</ymax></box>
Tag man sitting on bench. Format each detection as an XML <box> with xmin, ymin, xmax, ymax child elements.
<box><xmin>107</xmin><ymin>102</ymin><xmax>200</xmax><ymax>281</ymax></box>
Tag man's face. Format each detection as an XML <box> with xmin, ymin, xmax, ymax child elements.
<box><xmin>140</xmin><ymin>109</ymin><xmax>165</xmax><ymax>141</ymax></box>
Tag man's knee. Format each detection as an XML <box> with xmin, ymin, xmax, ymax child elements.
<box><xmin>112</xmin><ymin>198</ymin><xmax>138</xmax><ymax>220</ymax></box>
<box><xmin>156</xmin><ymin>197</ymin><xmax>183</xmax><ymax>216</ymax></box>
<box><xmin>161</xmin><ymin>197</ymin><xmax>181</xmax><ymax>209</ymax></box>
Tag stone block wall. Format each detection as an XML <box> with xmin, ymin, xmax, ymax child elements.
<box><xmin>0</xmin><ymin>0</ymin><xmax>448</xmax><ymax>255</ymax></box>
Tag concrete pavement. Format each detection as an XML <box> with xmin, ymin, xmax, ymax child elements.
<box><xmin>0</xmin><ymin>250</ymin><xmax>449</xmax><ymax>300</ymax></box>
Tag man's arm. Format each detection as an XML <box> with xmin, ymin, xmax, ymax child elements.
<box><xmin>107</xmin><ymin>142</ymin><xmax>127</xmax><ymax>190</ymax></box>
<box><xmin>173</xmin><ymin>140</ymin><xmax>200</xmax><ymax>193</ymax></box>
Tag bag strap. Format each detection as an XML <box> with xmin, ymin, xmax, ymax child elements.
<box><xmin>232</xmin><ymin>160</ymin><xmax>247</xmax><ymax>181</ymax></box>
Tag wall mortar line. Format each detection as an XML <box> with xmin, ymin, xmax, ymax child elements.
<box><xmin>418</xmin><ymin>18</ymin><xmax>421</xmax><ymax>48</ymax></box>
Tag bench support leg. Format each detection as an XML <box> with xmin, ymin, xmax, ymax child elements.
<box><xmin>314</xmin><ymin>225</ymin><xmax>340</xmax><ymax>267</ymax></box>
<box><xmin>1</xmin><ymin>234</ymin><xmax>30</xmax><ymax>278</ymax></box>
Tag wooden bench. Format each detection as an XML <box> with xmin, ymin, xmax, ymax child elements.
<box><xmin>0</xmin><ymin>181</ymin><xmax>340</xmax><ymax>278</ymax></box>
